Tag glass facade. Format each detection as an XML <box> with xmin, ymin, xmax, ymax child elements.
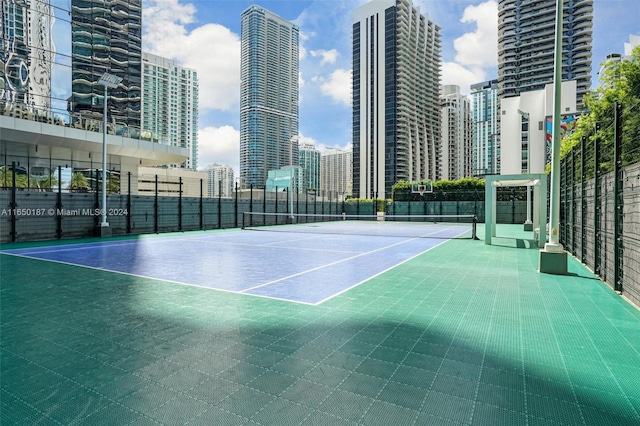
<box><xmin>240</xmin><ymin>5</ymin><xmax>299</xmax><ymax>189</ymax></box>
<box><xmin>471</xmin><ymin>79</ymin><xmax>500</xmax><ymax>176</ymax></box>
<box><xmin>70</xmin><ymin>0</ymin><xmax>142</xmax><ymax>128</ymax></box>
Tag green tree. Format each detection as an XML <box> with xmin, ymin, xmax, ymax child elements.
<box><xmin>561</xmin><ymin>45</ymin><xmax>640</xmax><ymax>173</ymax></box>
<box><xmin>0</xmin><ymin>167</ymin><xmax>30</xmax><ymax>188</ymax></box>
<box><xmin>69</xmin><ymin>172</ymin><xmax>90</xmax><ymax>192</ymax></box>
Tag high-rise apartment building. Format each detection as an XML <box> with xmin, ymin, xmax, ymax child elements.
<box><xmin>1</xmin><ymin>0</ymin><xmax>54</xmax><ymax>110</ymax></box>
<box><xmin>240</xmin><ymin>5</ymin><xmax>299</xmax><ymax>189</ymax></box>
<box><xmin>440</xmin><ymin>85</ymin><xmax>473</xmax><ymax>181</ymax></box>
<box><xmin>320</xmin><ymin>148</ymin><xmax>353</xmax><ymax>199</ymax></box>
<box><xmin>206</xmin><ymin>164</ymin><xmax>235</xmax><ymax>198</ymax></box>
<box><xmin>69</xmin><ymin>0</ymin><xmax>142</xmax><ymax>128</ymax></box>
<box><xmin>142</xmin><ymin>52</ymin><xmax>199</xmax><ymax>169</ymax></box>
<box><xmin>352</xmin><ymin>0</ymin><xmax>441</xmax><ymax>199</ymax></box>
<box><xmin>471</xmin><ymin>80</ymin><xmax>500</xmax><ymax>177</ymax></box>
<box><xmin>497</xmin><ymin>0</ymin><xmax>593</xmax><ymax>109</ymax></box>
<box><xmin>299</xmin><ymin>142</ymin><xmax>320</xmax><ymax>192</ymax></box>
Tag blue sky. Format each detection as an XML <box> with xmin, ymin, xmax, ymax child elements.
<box><xmin>138</xmin><ymin>0</ymin><xmax>639</xmax><ymax>173</ymax></box>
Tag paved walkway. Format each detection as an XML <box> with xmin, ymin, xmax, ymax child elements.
<box><xmin>1</xmin><ymin>225</ymin><xmax>639</xmax><ymax>425</ymax></box>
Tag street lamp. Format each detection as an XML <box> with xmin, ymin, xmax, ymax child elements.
<box><xmin>98</xmin><ymin>72</ymin><xmax>123</xmax><ymax>233</ymax></box>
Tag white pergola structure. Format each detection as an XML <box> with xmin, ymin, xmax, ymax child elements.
<box><xmin>484</xmin><ymin>174</ymin><xmax>548</xmax><ymax>249</ymax></box>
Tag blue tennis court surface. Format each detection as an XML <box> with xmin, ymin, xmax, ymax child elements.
<box><xmin>1</xmin><ymin>223</ymin><xmax>471</xmax><ymax>304</ymax></box>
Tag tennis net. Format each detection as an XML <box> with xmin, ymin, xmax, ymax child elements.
<box><xmin>241</xmin><ymin>212</ymin><xmax>478</xmax><ymax>240</ymax></box>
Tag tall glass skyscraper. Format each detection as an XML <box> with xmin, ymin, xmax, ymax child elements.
<box><xmin>240</xmin><ymin>5</ymin><xmax>299</xmax><ymax>189</ymax></box>
<box><xmin>69</xmin><ymin>0</ymin><xmax>142</xmax><ymax>128</ymax></box>
<box><xmin>352</xmin><ymin>0</ymin><xmax>441</xmax><ymax>199</ymax></box>
<box><xmin>497</xmin><ymin>0</ymin><xmax>593</xmax><ymax>108</ymax></box>
<box><xmin>471</xmin><ymin>79</ymin><xmax>500</xmax><ymax>177</ymax></box>
<box><xmin>299</xmin><ymin>142</ymin><xmax>320</xmax><ymax>192</ymax></box>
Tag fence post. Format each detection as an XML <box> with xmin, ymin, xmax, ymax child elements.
<box><xmin>154</xmin><ymin>174</ymin><xmax>158</xmax><ymax>233</ymax></box>
<box><xmin>581</xmin><ymin>136</ymin><xmax>587</xmax><ymax>263</ymax></box>
<box><xmin>56</xmin><ymin>165</ymin><xmax>62</xmax><ymax>239</ymax></box>
<box><xmin>571</xmin><ymin>147</ymin><xmax>576</xmax><ymax>255</ymax></box>
<box><xmin>10</xmin><ymin>162</ymin><xmax>17</xmax><ymax>242</ymax></box>
<box><xmin>200</xmin><ymin>178</ymin><xmax>203</xmax><ymax>230</ymax></box>
<box><xmin>594</xmin><ymin>122</ymin><xmax>601</xmax><ymax>276</ymax></box>
<box><xmin>178</xmin><ymin>177</ymin><xmax>183</xmax><ymax>232</ymax></box>
<box><xmin>249</xmin><ymin>184</ymin><xmax>253</xmax><ymax>226</ymax></box>
<box><xmin>218</xmin><ymin>180</ymin><xmax>222</xmax><ymax>229</ymax></box>
<box><xmin>234</xmin><ymin>181</ymin><xmax>239</xmax><ymax>228</ymax></box>
<box><xmin>94</xmin><ymin>168</ymin><xmax>100</xmax><ymax>232</ymax></box>
<box><xmin>613</xmin><ymin>101</ymin><xmax>623</xmax><ymax>293</ymax></box>
<box><xmin>127</xmin><ymin>171</ymin><xmax>132</xmax><ymax>234</ymax></box>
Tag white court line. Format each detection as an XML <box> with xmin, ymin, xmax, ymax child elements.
<box><xmin>240</xmin><ymin>234</ymin><xmax>438</xmax><ymax>293</ymax></box>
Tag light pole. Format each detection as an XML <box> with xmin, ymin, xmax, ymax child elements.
<box><xmin>289</xmin><ymin>135</ymin><xmax>299</xmax><ymax>221</ymax></box>
<box><xmin>98</xmin><ymin>72</ymin><xmax>123</xmax><ymax>233</ymax></box>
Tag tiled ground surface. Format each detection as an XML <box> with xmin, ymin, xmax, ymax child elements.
<box><xmin>1</xmin><ymin>226</ymin><xmax>639</xmax><ymax>425</ymax></box>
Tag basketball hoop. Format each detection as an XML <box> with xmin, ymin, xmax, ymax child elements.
<box><xmin>418</xmin><ymin>184</ymin><xmax>426</xmax><ymax>196</ymax></box>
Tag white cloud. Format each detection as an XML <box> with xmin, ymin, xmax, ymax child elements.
<box><xmin>143</xmin><ymin>0</ymin><xmax>240</xmax><ymax>111</ymax></box>
<box><xmin>441</xmin><ymin>62</ymin><xmax>486</xmax><ymax>96</ymax></box>
<box><xmin>197</xmin><ymin>126</ymin><xmax>240</xmax><ymax>173</ymax></box>
<box><xmin>319</xmin><ymin>69</ymin><xmax>352</xmax><ymax>106</ymax></box>
<box><xmin>310</xmin><ymin>49</ymin><xmax>339</xmax><ymax>65</ymax></box>
<box><xmin>454</xmin><ymin>1</ymin><xmax>498</xmax><ymax>68</ymax></box>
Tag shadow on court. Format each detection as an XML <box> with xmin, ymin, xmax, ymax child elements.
<box><xmin>2</xmin><ymin>248</ymin><xmax>639</xmax><ymax>425</ymax></box>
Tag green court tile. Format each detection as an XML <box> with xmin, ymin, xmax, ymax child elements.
<box><xmin>411</xmin><ymin>341</ymin><xmax>449</xmax><ymax>358</ymax></box>
<box><xmin>300</xmin><ymin>410</ymin><xmax>360</xmax><ymax>425</ymax></box>
<box><xmin>271</xmin><ymin>356</ymin><xmax>317</xmax><ymax>377</ymax></box>
<box><xmin>579</xmin><ymin>405</ymin><xmax>640</xmax><ymax>426</ymax></box>
<box><xmin>361</xmin><ymin>399</ymin><xmax>418</xmax><ymax>426</ymax></box>
<box><xmin>247</xmin><ymin>370</ymin><xmax>298</xmax><ymax>396</ymax></box>
<box><xmin>187</xmin><ymin>406</ymin><xmax>248</xmax><ymax>426</ymax></box>
<box><xmin>526</xmin><ymin>392</ymin><xmax>584</xmax><ymax>425</ymax></box>
<box><xmin>445</xmin><ymin>347</ymin><xmax>485</xmax><ymax>366</ymax></box>
<box><xmin>354</xmin><ymin>357</ymin><xmax>398</xmax><ymax>380</ymax></box>
<box><xmin>304</xmin><ymin>364</ymin><xmax>352</xmax><ymax>387</ymax></box>
<box><xmin>337</xmin><ymin>372</ymin><xmax>387</xmax><ymax>398</ymax></box>
<box><xmin>96</xmin><ymin>374</ymin><xmax>154</xmax><ymax>400</ymax></box>
<box><xmin>43</xmin><ymin>390</ymin><xmax>112</xmax><ymax>425</ymax></box>
<box><xmin>574</xmin><ymin>385</ymin><xmax>638</xmax><ymax>418</ymax></box>
<box><xmin>268</xmin><ymin>338</ymin><xmax>305</xmax><ymax>355</ymax></box>
<box><xmin>157</xmin><ymin>367</ymin><xmax>211</xmax><ymax>392</ymax></box>
<box><xmin>190</xmin><ymin>353</ymin><xmax>240</xmax><ymax>374</ymax></box>
<box><xmin>390</xmin><ymin>365</ymin><xmax>436</xmax><ymax>389</ymax></box>
<box><xmin>368</xmin><ymin>346</ymin><xmax>407</xmax><ymax>363</ymax></box>
<box><xmin>186</xmin><ymin>376</ymin><xmax>241</xmax><ymax>403</ymax></box>
<box><xmin>217</xmin><ymin>361</ymin><xmax>267</xmax><ymax>386</ymax></box>
<box><xmin>0</xmin><ymin>393</ymin><xmax>51</xmax><ymax>426</ymax></box>
<box><xmin>420</xmin><ymin>391</ymin><xmax>474</xmax><ymax>424</ymax></box>
<box><xmin>147</xmin><ymin>393</ymin><xmax>211</xmax><ymax>424</ymax></box>
<box><xmin>402</xmin><ymin>352</ymin><xmax>444</xmax><ymax>372</ymax></box>
<box><xmin>430</xmin><ymin>373</ymin><xmax>478</xmax><ymax>400</ymax></box>
<box><xmin>438</xmin><ymin>358</ymin><xmax>482</xmax><ymax>380</ymax></box>
<box><xmin>335</xmin><ymin>339</ymin><xmax>376</xmax><ymax>356</ymax></box>
<box><xmin>471</xmin><ymin>402</ymin><xmax>527</xmax><ymax>426</ymax></box>
<box><xmin>322</xmin><ymin>350</ymin><xmax>366</xmax><ymax>371</ymax></box>
<box><xmin>476</xmin><ymin>382</ymin><xmax>526</xmax><ymax>412</ymax></box>
<box><xmin>71</xmin><ymin>403</ymin><xmax>144</xmax><ymax>426</ymax></box>
<box><xmin>217</xmin><ymin>385</ymin><xmax>275</xmax><ymax>418</ymax></box>
<box><xmin>245</xmin><ymin>348</ymin><xmax>289</xmax><ymax>368</ymax></box>
<box><xmin>280</xmin><ymin>379</ymin><xmax>334</xmax><ymax>408</ymax></box>
<box><xmin>318</xmin><ymin>389</ymin><xmax>375</xmax><ymax>423</ymax></box>
<box><xmin>250</xmin><ymin>398</ymin><xmax>310</xmax><ymax>425</ymax></box>
<box><xmin>292</xmin><ymin>344</ymin><xmax>335</xmax><ymax>363</ymax></box>
<box><xmin>135</xmin><ymin>358</ymin><xmax>185</xmax><ymax>382</ymax></box>
<box><xmin>349</xmin><ymin>331</ymin><xmax>387</xmax><ymax>346</ymax></box>
<box><xmin>118</xmin><ymin>383</ymin><xmax>180</xmax><ymax>413</ymax></box>
<box><xmin>377</xmin><ymin>381</ymin><xmax>427</xmax><ymax>410</ymax></box>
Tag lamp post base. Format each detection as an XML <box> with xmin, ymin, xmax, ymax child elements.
<box><xmin>523</xmin><ymin>220</ymin><xmax>533</xmax><ymax>231</ymax></box>
<box><xmin>539</xmin><ymin>246</ymin><xmax>568</xmax><ymax>275</ymax></box>
<box><xmin>96</xmin><ymin>223</ymin><xmax>112</xmax><ymax>237</ymax></box>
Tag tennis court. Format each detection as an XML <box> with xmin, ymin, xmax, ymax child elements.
<box><xmin>2</xmin><ymin>222</ymin><xmax>639</xmax><ymax>425</ymax></box>
<box><xmin>1</xmin><ymin>215</ymin><xmax>474</xmax><ymax>305</ymax></box>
